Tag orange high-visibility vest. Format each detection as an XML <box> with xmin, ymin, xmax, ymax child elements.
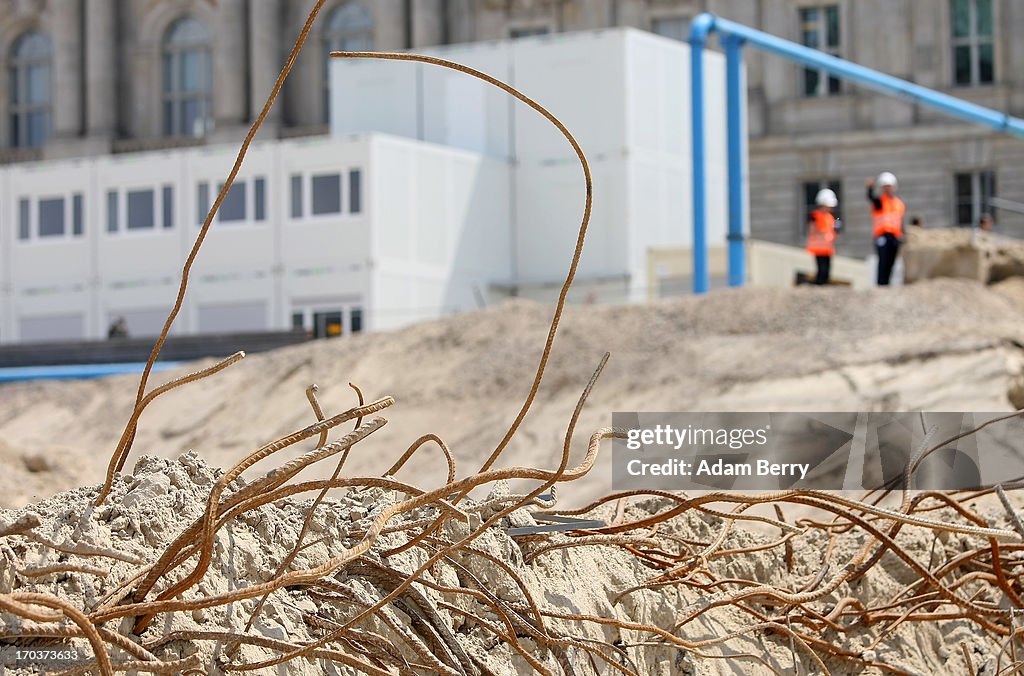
<box><xmin>806</xmin><ymin>209</ymin><xmax>836</xmax><ymax>256</ymax></box>
<box><xmin>871</xmin><ymin>194</ymin><xmax>906</xmax><ymax>238</ymax></box>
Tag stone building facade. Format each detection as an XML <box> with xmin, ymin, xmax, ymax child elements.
<box><xmin>1</xmin><ymin>0</ymin><xmax>1021</xmax><ymax>255</ymax></box>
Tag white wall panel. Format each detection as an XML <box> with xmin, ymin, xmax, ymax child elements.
<box><xmin>373</xmin><ymin>142</ymin><xmax>416</xmax><ymax>261</ymax></box>
<box><xmin>514</xmin><ymin>159</ymin><xmax>626</xmax><ymax>283</ymax></box>
<box><xmin>625</xmin><ymin>31</ymin><xmax>688</xmax><ymax>157</ymax></box>
<box><xmin>113</xmin><ymin>307</ymin><xmax>174</xmax><ymax>337</ymax></box>
<box><xmin>415</xmin><ymin>151</ymin><xmax>449</xmax><ymax>267</ymax></box>
<box><xmin>421</xmin><ymin>42</ymin><xmax>512</xmax><ymax>158</ymax></box>
<box><xmin>197</xmin><ymin>301</ymin><xmax>268</xmax><ymax>333</ymax></box>
<box><xmin>19</xmin><ymin>313</ymin><xmax>86</xmax><ymax>342</ymax></box>
<box><xmin>370</xmin><ymin>136</ymin><xmax>511</xmax><ymax>331</ymax></box>
<box><xmin>511</xmin><ymin>32</ymin><xmax>629</xmax><ymax>161</ymax></box>
<box><xmin>330</xmin><ymin>59</ymin><xmax>420</xmax><ymax>140</ymax></box>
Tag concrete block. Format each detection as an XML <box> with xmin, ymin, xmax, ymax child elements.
<box><xmin>902</xmin><ymin>227</ymin><xmax>985</xmax><ymax>283</ymax></box>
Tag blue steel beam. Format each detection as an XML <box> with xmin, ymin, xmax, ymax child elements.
<box><xmin>688</xmin><ymin>12</ymin><xmax>1024</xmax><ymax>294</ymax></box>
<box><xmin>709</xmin><ymin>14</ymin><xmax>1024</xmax><ymax>137</ymax></box>
<box><xmin>723</xmin><ymin>33</ymin><xmax>746</xmax><ymax>288</ymax></box>
<box><xmin>689</xmin><ymin>14</ymin><xmax>713</xmax><ymax>294</ymax></box>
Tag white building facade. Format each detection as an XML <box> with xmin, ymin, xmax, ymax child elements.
<box><xmin>0</xmin><ymin>29</ymin><xmax>729</xmax><ymax>344</ymax></box>
<box><xmin>0</xmin><ymin>133</ymin><xmax>513</xmax><ymax>342</ymax></box>
<box><xmin>331</xmin><ymin>29</ymin><xmax>731</xmax><ymax>301</ymax></box>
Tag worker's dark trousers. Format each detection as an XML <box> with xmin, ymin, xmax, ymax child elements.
<box><xmin>814</xmin><ymin>256</ymin><xmax>831</xmax><ymax>285</ymax></box>
<box><xmin>875</xmin><ymin>233</ymin><xmax>901</xmax><ymax>286</ymax></box>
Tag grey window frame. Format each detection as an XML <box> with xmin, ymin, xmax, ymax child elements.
<box><xmin>954</xmin><ymin>170</ymin><xmax>996</xmax><ymax>227</ymax></box>
<box><xmin>799</xmin><ymin>6</ymin><xmax>841</xmax><ymax>98</ymax></box>
<box><xmin>254</xmin><ymin>177</ymin><xmax>266</xmax><ymax>221</ymax></box>
<box><xmin>216</xmin><ymin>181</ymin><xmax>248</xmax><ymax>223</ymax></box>
<box><xmin>311</xmin><ymin>173</ymin><xmax>343</xmax><ymax>216</ymax></box>
<box><xmin>162</xmin><ymin>17</ymin><xmax>212</xmax><ymax>137</ymax></box>
<box><xmin>37</xmin><ymin>196</ymin><xmax>65</xmax><ymax>238</ymax></box>
<box><xmin>290</xmin><ymin>174</ymin><xmax>304</xmax><ymax>219</ymax></box>
<box><xmin>72</xmin><ymin>193</ymin><xmax>84</xmax><ymax>236</ymax></box>
<box><xmin>162</xmin><ymin>185</ymin><xmax>174</xmax><ymax>229</ymax></box>
<box><xmin>348</xmin><ymin>169</ymin><xmax>362</xmax><ymax>214</ymax></box>
<box><xmin>16</xmin><ymin>194</ymin><xmax>89</xmax><ymax>240</ymax></box>
<box><xmin>126</xmin><ymin>189</ymin><xmax>156</xmax><ymax>230</ymax></box>
<box><xmin>951</xmin><ymin>0</ymin><xmax>995</xmax><ymax>86</ymax></box>
<box><xmin>8</xmin><ymin>31</ymin><xmax>53</xmax><ymax>149</ymax></box>
<box><xmin>107</xmin><ymin>190</ymin><xmax>119</xmax><ymax>232</ymax></box>
<box><xmin>18</xmin><ymin>198</ymin><xmax>30</xmax><ymax>240</ymax></box>
<box><xmin>197</xmin><ymin>181</ymin><xmax>210</xmax><ymax>226</ymax></box>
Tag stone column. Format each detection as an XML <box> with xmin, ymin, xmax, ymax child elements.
<box><xmin>413</xmin><ymin>0</ymin><xmax>445</xmax><ymax>47</ymax></box>
<box><xmin>283</xmin><ymin>0</ymin><xmax>324</xmax><ymax>129</ymax></box>
<box><xmin>51</xmin><ymin>0</ymin><xmax>83</xmax><ymax>140</ymax></box>
<box><xmin>212</xmin><ymin>0</ymin><xmax>248</xmax><ymax>135</ymax></box>
<box><xmin>375</xmin><ymin>0</ymin><xmax>406</xmax><ymax>51</ymax></box>
<box><xmin>446</xmin><ymin>0</ymin><xmax>476</xmax><ymax>43</ymax></box>
<box><xmin>611</xmin><ymin>0</ymin><xmax>647</xmax><ymax>30</ymax></box>
<box><xmin>249</xmin><ymin>0</ymin><xmax>281</xmax><ymax>129</ymax></box>
<box><xmin>85</xmin><ymin>0</ymin><xmax>117</xmax><ymax>137</ymax></box>
<box><xmin>759</xmin><ymin>0</ymin><xmax>792</xmax><ymax>136</ymax></box>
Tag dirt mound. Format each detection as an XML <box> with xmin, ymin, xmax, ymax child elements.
<box><xmin>1</xmin><ymin>280</ymin><xmax>1022</xmax><ymax>674</ymax></box>
<box><xmin>0</xmin><ymin>452</ymin><xmax>1012</xmax><ymax>675</ymax></box>
<box><xmin>1</xmin><ymin>279</ymin><xmax>1023</xmax><ymax>510</ymax></box>
<box><xmin>993</xmin><ymin>277</ymin><xmax>1024</xmax><ymax>311</ymax></box>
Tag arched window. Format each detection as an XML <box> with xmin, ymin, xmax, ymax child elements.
<box><xmin>162</xmin><ymin>17</ymin><xmax>211</xmax><ymax>137</ymax></box>
<box><xmin>8</xmin><ymin>31</ymin><xmax>52</xmax><ymax>149</ymax></box>
<box><xmin>323</xmin><ymin>3</ymin><xmax>374</xmax><ymax>122</ymax></box>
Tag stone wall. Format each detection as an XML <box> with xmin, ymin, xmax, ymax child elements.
<box><xmin>0</xmin><ymin>0</ymin><xmax>1022</xmax><ymax>255</ymax></box>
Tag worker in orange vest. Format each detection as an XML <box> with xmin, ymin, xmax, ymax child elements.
<box><xmin>866</xmin><ymin>172</ymin><xmax>906</xmax><ymax>286</ymax></box>
<box><xmin>806</xmin><ymin>188</ymin><xmax>841</xmax><ymax>285</ymax></box>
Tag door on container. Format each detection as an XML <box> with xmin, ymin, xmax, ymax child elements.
<box><xmin>348</xmin><ymin>306</ymin><xmax>362</xmax><ymax>333</ymax></box>
<box><xmin>291</xmin><ymin>302</ymin><xmax>364</xmax><ymax>338</ymax></box>
<box><xmin>313</xmin><ymin>310</ymin><xmax>343</xmax><ymax>338</ymax></box>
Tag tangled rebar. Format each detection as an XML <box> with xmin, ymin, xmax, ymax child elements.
<box><xmin>5</xmin><ymin>399</ymin><xmax>1024</xmax><ymax>675</ymax></box>
<box><xmin>2</xmin><ymin>2</ymin><xmax>1024</xmax><ymax>674</ymax></box>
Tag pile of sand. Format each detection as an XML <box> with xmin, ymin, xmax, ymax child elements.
<box><xmin>0</xmin><ymin>453</ymin><xmax>1007</xmax><ymax>674</ymax></box>
<box><xmin>993</xmin><ymin>277</ymin><xmax>1024</xmax><ymax>311</ymax></box>
<box><xmin>1</xmin><ymin>279</ymin><xmax>1023</xmax><ymax>510</ymax></box>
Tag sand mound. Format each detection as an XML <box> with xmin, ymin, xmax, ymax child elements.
<box><xmin>0</xmin><ymin>452</ymin><xmax>1012</xmax><ymax>675</ymax></box>
<box><xmin>1</xmin><ymin>279</ymin><xmax>1023</xmax><ymax>510</ymax></box>
<box><xmin>993</xmin><ymin>277</ymin><xmax>1024</xmax><ymax>311</ymax></box>
<box><xmin>0</xmin><ymin>280</ymin><xmax>1022</xmax><ymax>674</ymax></box>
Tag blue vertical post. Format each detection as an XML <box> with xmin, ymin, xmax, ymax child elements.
<box><xmin>689</xmin><ymin>15</ymin><xmax>714</xmax><ymax>294</ymax></box>
<box><xmin>723</xmin><ymin>34</ymin><xmax>746</xmax><ymax>288</ymax></box>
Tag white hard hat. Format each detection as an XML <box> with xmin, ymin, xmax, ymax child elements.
<box><xmin>815</xmin><ymin>188</ymin><xmax>838</xmax><ymax>208</ymax></box>
<box><xmin>877</xmin><ymin>172</ymin><xmax>898</xmax><ymax>188</ymax></box>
